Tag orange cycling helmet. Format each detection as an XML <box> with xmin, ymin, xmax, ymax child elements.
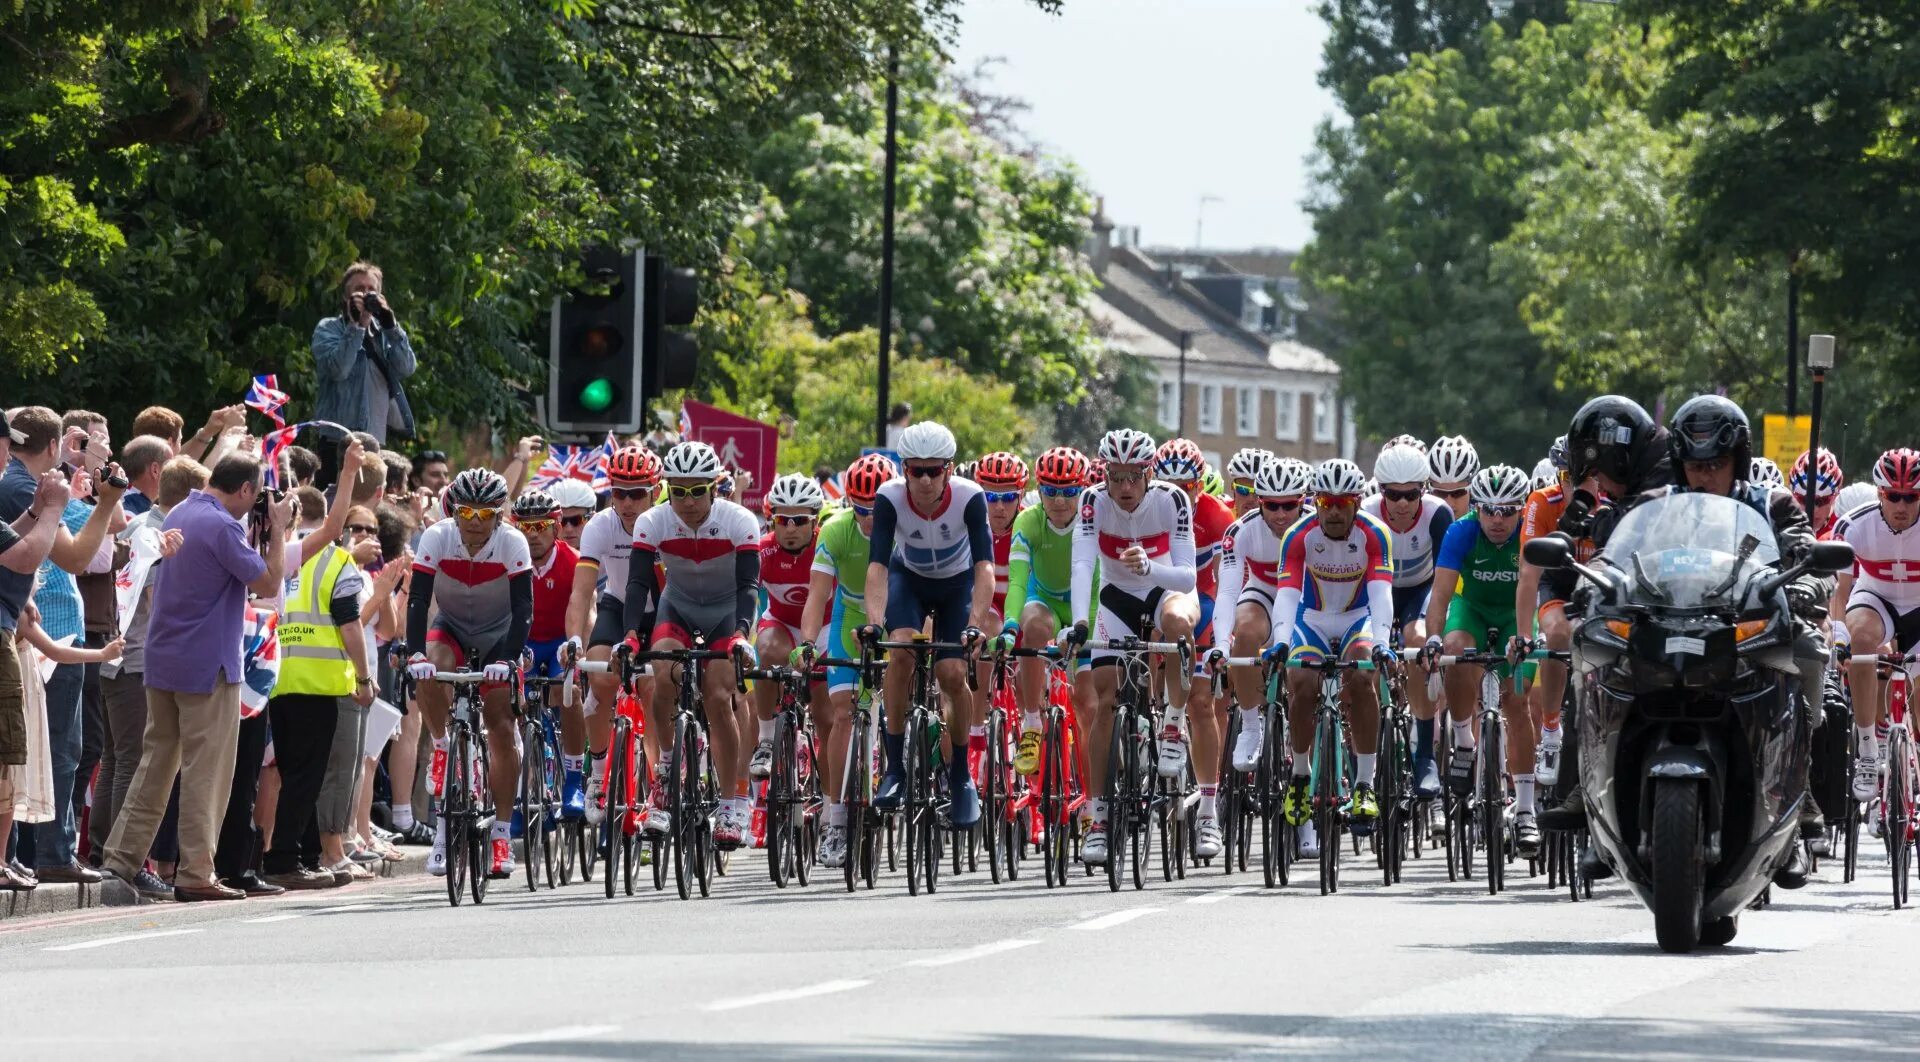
<box><xmin>843</xmin><ymin>453</ymin><xmax>895</xmax><ymax>505</ymax></box>
<box><xmin>974</xmin><ymin>451</ymin><xmax>1029</xmax><ymax>491</ymax></box>
<box><xmin>1034</xmin><ymin>446</ymin><xmax>1089</xmax><ymax>487</ymax></box>
<box><xmin>607</xmin><ymin>446</ymin><xmax>661</xmax><ymax>487</ymax></box>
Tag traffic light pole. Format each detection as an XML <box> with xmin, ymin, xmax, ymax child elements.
<box><xmin>875</xmin><ymin>46</ymin><xmax>900</xmax><ymax>450</ymax></box>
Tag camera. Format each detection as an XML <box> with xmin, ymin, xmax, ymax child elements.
<box><xmin>362</xmin><ymin>291</ymin><xmax>387</xmax><ymax>315</ymax></box>
<box><xmin>101</xmin><ymin>461</ymin><xmax>128</xmax><ymax>491</ymax></box>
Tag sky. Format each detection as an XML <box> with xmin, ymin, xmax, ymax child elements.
<box><xmin>953</xmin><ymin>0</ymin><xmax>1337</xmax><ymax>252</ymax></box>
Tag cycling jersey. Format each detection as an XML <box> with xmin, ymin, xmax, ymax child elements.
<box><xmin>1837</xmin><ymin>501</ymin><xmax>1920</xmax><ymax>651</ymax></box>
<box><xmin>1004</xmin><ymin>505</ymin><xmax>1075</xmax><ymax>626</ymax></box>
<box><xmin>1214</xmin><ymin>510</ymin><xmax>1286</xmax><ymax>650</ymax></box>
<box><xmin>528</xmin><ymin>541</ymin><xmax>578</xmax><ymax>643</ymax></box>
<box><xmin>1436</xmin><ymin>513</ymin><xmax>1521</xmax><ymax>667</ymax></box>
<box><xmin>812</xmin><ymin>509</ymin><xmax>872</xmax><ymax>693</ymax></box>
<box><xmin>1072</xmin><ymin>482</ymin><xmax>1196</xmax><ymax>660</ymax></box>
<box><xmin>1272</xmin><ymin>510</ymin><xmax>1394</xmax><ymax>660</ymax></box>
<box><xmin>867</xmin><ymin>477</ymin><xmax>994</xmax><ymax>579</ymax></box>
<box><xmin>991</xmin><ymin>526</ymin><xmax>1014</xmax><ymax>616</ymax></box>
<box><xmin>758</xmin><ymin>531</ymin><xmax>816</xmax><ymax>641</ymax></box>
<box><xmin>1360</xmin><ymin>494</ymin><xmax>1452</xmax><ymax>588</ymax></box>
<box><xmin>409</xmin><ymin>518</ymin><xmax>534</xmax><ymax>661</ymax></box>
<box><xmin>1192</xmin><ymin>491</ymin><xmax>1236</xmax><ymax>600</ymax></box>
<box><xmin>578</xmin><ymin>507</ymin><xmax>641</xmax><ymax>602</ymax></box>
<box><xmin>625</xmin><ymin>499</ymin><xmax>762</xmax><ymax>648</ymax></box>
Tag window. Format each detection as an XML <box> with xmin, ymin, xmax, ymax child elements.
<box><xmin>1199</xmin><ymin>384</ymin><xmax>1221</xmax><ymax>434</ymax></box>
<box><xmin>1157</xmin><ymin>380</ymin><xmax>1178</xmax><ymax>431</ymax></box>
<box><xmin>1272</xmin><ymin>388</ymin><xmax>1298</xmax><ymax>441</ymax></box>
<box><xmin>1313</xmin><ymin>389</ymin><xmax>1334</xmax><ymax>443</ymax></box>
<box><xmin>1235</xmin><ymin>387</ymin><xmax>1257</xmax><ymax>437</ymax></box>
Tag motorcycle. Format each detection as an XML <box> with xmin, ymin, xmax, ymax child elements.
<box><xmin>1524</xmin><ymin>492</ymin><xmax>1852</xmax><ymax>952</ymax></box>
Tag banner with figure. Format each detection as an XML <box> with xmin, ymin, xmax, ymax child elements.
<box><xmin>680</xmin><ymin>400</ymin><xmax>777</xmax><ymax>510</ymax></box>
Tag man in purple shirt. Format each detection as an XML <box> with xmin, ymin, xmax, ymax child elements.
<box><xmin>103</xmin><ymin>452</ymin><xmax>294</xmax><ymax>902</ymax></box>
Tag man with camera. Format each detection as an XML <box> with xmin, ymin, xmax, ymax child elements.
<box><xmin>312</xmin><ymin>261</ymin><xmax>417</xmax><ymax>448</ymax></box>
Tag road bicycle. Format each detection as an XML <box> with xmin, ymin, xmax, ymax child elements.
<box><xmin>1872</xmin><ymin>652</ymin><xmax>1918</xmax><ymax>908</ymax></box>
<box><xmin>740</xmin><ymin>662</ymin><xmax>821</xmax><ymax>888</ymax></box>
<box><xmin>517</xmin><ymin>671</ymin><xmax>568</xmax><ymax>892</ymax></box>
<box><xmin>634</xmin><ymin>638</ymin><xmax>735</xmax><ymax>900</ymax></box>
<box><xmin>1077</xmin><ymin>635</ymin><xmax>1192</xmax><ymax>893</ymax></box>
<box><xmin>865</xmin><ymin>632</ymin><xmax>980</xmax><ymax>896</ymax></box>
<box><xmin>399</xmin><ymin>653</ymin><xmax>512</xmax><ymax>907</ymax></box>
<box><xmin>818</xmin><ymin>645</ymin><xmax>883</xmax><ymax>892</ymax></box>
<box><xmin>1213</xmin><ymin>655</ymin><xmax>1292</xmax><ymax>888</ymax></box>
<box><xmin>1286</xmin><ymin>655</ymin><xmax>1379</xmax><ymax>896</ymax></box>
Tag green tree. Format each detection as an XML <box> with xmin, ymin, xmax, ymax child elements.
<box><xmin>1316</xmin><ymin>0</ymin><xmax>1568</xmax><ymax>118</ymax></box>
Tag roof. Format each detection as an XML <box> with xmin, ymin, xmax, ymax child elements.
<box><xmin>1144</xmin><ymin>248</ymin><xmax>1299</xmax><ymax>280</ymax></box>
<box><xmin>1092</xmin><ymin>245</ymin><xmax>1338</xmax><ymax>378</ymax></box>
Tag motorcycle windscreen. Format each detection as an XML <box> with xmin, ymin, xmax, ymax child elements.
<box><xmin>1599</xmin><ymin>493</ymin><xmax>1781</xmax><ymax>609</ymax></box>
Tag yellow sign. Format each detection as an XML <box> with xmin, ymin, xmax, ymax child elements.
<box><xmin>1762</xmin><ymin>413</ymin><xmax>1811</xmax><ymax>468</ymax></box>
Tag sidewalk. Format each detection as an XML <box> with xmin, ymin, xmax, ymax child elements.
<box><xmin>1</xmin><ymin>851</ymin><xmax>429</xmax><ymax>923</ymax></box>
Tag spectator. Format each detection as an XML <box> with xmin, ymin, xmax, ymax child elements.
<box><xmin>316</xmin><ymin>504</ymin><xmax>405</xmax><ymax>881</ymax></box>
<box><xmin>63</xmin><ymin>410</ymin><xmax>126</xmax><ymax>863</ymax></box>
<box><xmin>411</xmin><ymin>449</ymin><xmax>451</xmax><ymax>494</ymax></box>
<box><xmin>1</xmin><ymin>406</ymin><xmax>124</xmax><ymax>884</ymax></box>
<box><xmin>92</xmin><ymin>456</ymin><xmax>198</xmax><ymax>868</ymax></box>
<box><xmin>118</xmin><ymin>435</ymin><xmax>173</xmax><ymax>518</ymax></box>
<box><xmin>312</xmin><ymin>261</ymin><xmax>417</xmax><ymax>446</ymax></box>
<box><xmin>129</xmin><ymin>407</ymin><xmax>186</xmax><ymax>457</ymax></box>
<box><xmin>641</xmin><ymin>409</ymin><xmax>679</xmax><ymax>455</ymax></box>
<box><xmin>102</xmin><ymin>453</ymin><xmax>294</xmax><ymax>902</ymax></box>
<box><xmin>133</xmin><ymin>404</ymin><xmax>247</xmax><ymax>467</ymax></box>
<box><xmin>373</xmin><ymin>504</ymin><xmax>429</xmax><ymax>843</ymax></box>
<box><xmin>283</xmin><ymin>445</ymin><xmax>321</xmax><ymax>490</ymax></box>
<box><xmin>885</xmin><ymin>401</ymin><xmax>913</xmax><ymax>450</ymax></box>
<box><xmin>379</xmin><ymin>451</ymin><xmax>411</xmax><ymax>505</ymax></box>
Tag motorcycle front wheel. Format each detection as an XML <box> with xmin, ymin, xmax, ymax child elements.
<box><xmin>1650</xmin><ymin>778</ymin><xmax>1705</xmax><ymax>953</ymax></box>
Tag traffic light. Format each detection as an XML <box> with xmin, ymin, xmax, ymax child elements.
<box><xmin>548</xmin><ymin>246</ymin><xmax>642</xmax><ymax>433</ymax></box>
<box><xmin>642</xmin><ymin>256</ymin><xmax>699</xmax><ymax>400</ymax></box>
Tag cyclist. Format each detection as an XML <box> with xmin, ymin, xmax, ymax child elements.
<box><xmin>1792</xmin><ymin>447</ymin><xmax>1845</xmax><ymax>540</ymax></box>
<box><xmin>1835</xmin><ymin>448</ymin><xmax>1920</xmax><ymax>803</ymax></box>
<box><xmin>1146</xmin><ymin>439</ymin><xmax>1232</xmax><ymax>859</ymax></box>
<box><xmin>1363</xmin><ymin>442</ymin><xmax>1454</xmax><ymax>796</ymax></box>
<box><xmin>748</xmin><ymin>473</ymin><xmax>828</xmax><ymax>779</ymax></box>
<box><xmin>1750</xmin><ymin>456</ymin><xmax>1787</xmax><ymax>492</ymax></box>
<box><xmin>1515</xmin><ymin>435</ymin><xmax>1575</xmax><ymax>788</ymax></box>
<box><xmin>1004</xmin><ymin>447</ymin><xmax>1088</xmax><ymax>774</ymax></box>
<box><xmin>405</xmin><ymin>469</ymin><xmax>535</xmax><ymax>879</ymax></box>
<box><xmin>1065</xmin><ymin>427</ymin><xmax>1199</xmax><ymax>866</ymax></box>
<box><xmin>800</xmin><ymin>453</ymin><xmax>896</xmax><ymax>867</ymax></box>
<box><xmin>1427</xmin><ymin>435</ymin><xmax>1480</xmax><ymax>519</ymax></box>
<box><xmin>1264</xmin><ymin>458</ymin><xmax>1395</xmax><ymax>859</ymax></box>
<box><xmin>1212</xmin><ymin>455</ymin><xmax>1311</xmax><ymax>784</ymax></box>
<box><xmin>970</xmin><ymin>451</ymin><xmax>1031</xmax><ymax>777</ymax></box>
<box><xmin>624</xmin><ymin>441</ymin><xmax>762</xmax><ymax>846</ymax></box>
<box><xmin>511</xmin><ymin>489</ymin><xmax>586</xmax><ymax>820</ymax></box>
<box><xmin>862</xmin><ymin>422</ymin><xmax>996</xmax><ymax>828</ymax></box>
<box><xmin>549</xmin><ymin>477</ymin><xmax>598</xmax><ymax>551</ymax></box>
<box><xmin>1420</xmin><ymin>464</ymin><xmax>1537</xmax><ymax>857</ymax></box>
<box><xmin>566</xmin><ymin>445</ymin><xmax>660</xmax><ymax>824</ymax></box>
<box><xmin>1225</xmin><ymin>448</ymin><xmax>1275</xmax><ymax>518</ymax></box>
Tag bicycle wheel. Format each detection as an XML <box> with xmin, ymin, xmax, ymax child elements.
<box><xmin>1482</xmin><ymin>712</ymin><xmax>1506</xmax><ymax>896</ymax></box>
<box><xmin>794</xmin><ymin>722</ymin><xmax>818</xmax><ymax>889</ymax></box>
<box><xmin>768</xmin><ymin>712</ymin><xmax>793</xmax><ymax>889</ymax></box>
<box><xmin>470</xmin><ymin>734</ymin><xmax>492</xmax><ymax>905</ymax></box>
<box><xmin>985</xmin><ymin>709</ymin><xmax>1006</xmax><ymax>884</ymax></box>
<box><xmin>1316</xmin><ymin>709</ymin><xmax>1341</xmax><ymax>896</ymax></box>
<box><xmin>1041</xmin><ymin>708</ymin><xmax>1065</xmax><ymax>888</ymax></box>
<box><xmin>605</xmin><ymin>718</ymin><xmax>630</xmax><ymax>899</ymax></box>
<box><xmin>444</xmin><ymin>726</ymin><xmax>470</xmax><ymax>906</ymax></box>
<box><xmin>520</xmin><ymin>720</ymin><xmax>544</xmax><ymax>893</ymax></box>
<box><xmin>1106</xmin><ymin>710</ymin><xmax>1128</xmax><ymax>893</ymax></box>
<box><xmin>1380</xmin><ymin>712</ymin><xmax>1406</xmax><ymax>886</ymax></box>
<box><xmin>671</xmin><ymin>717</ymin><xmax>694</xmax><ymax>900</ymax></box>
<box><xmin>845</xmin><ymin>714</ymin><xmax>869</xmax><ymax>893</ymax></box>
<box><xmin>695</xmin><ymin>768</ymin><xmax>715</xmax><ymax>899</ymax></box>
<box><xmin>1890</xmin><ymin>738</ymin><xmax>1911</xmax><ymax>909</ymax></box>
<box><xmin>919</xmin><ymin>714</ymin><xmax>941</xmax><ymax>895</ymax></box>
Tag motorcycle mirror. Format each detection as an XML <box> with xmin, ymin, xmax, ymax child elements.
<box><xmin>1808</xmin><ymin>540</ymin><xmax>1854</xmax><ymax>575</ymax></box>
<box><xmin>1523</xmin><ymin>534</ymin><xmax>1572</xmax><ymax>569</ymax></box>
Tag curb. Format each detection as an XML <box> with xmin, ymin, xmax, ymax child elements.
<box><xmin>0</xmin><ymin>849</ymin><xmax>432</xmax><ymax>923</ymax></box>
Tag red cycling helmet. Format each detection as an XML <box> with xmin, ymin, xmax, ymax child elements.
<box><xmin>1873</xmin><ymin>448</ymin><xmax>1920</xmax><ymax>493</ymax></box>
<box><xmin>1790</xmin><ymin>447</ymin><xmax>1843</xmax><ymax>501</ymax></box>
<box><xmin>1154</xmin><ymin>438</ymin><xmax>1206</xmax><ymax>482</ymax></box>
<box><xmin>1086</xmin><ymin>458</ymin><xmax>1108</xmax><ymax>488</ymax></box>
<box><xmin>973</xmin><ymin>451</ymin><xmax>1029</xmax><ymax>491</ymax></box>
<box><xmin>607</xmin><ymin>446</ymin><xmax>661</xmax><ymax>487</ymax></box>
<box><xmin>843</xmin><ymin>453</ymin><xmax>895</xmax><ymax>505</ymax></box>
<box><xmin>1034</xmin><ymin>446</ymin><xmax>1089</xmax><ymax>488</ymax></box>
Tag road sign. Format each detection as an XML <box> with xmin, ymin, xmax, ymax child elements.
<box><xmin>681</xmin><ymin>399</ymin><xmax>777</xmax><ymax>510</ymax></box>
<box><xmin>1762</xmin><ymin>413</ymin><xmax>1811</xmax><ymax>469</ymax></box>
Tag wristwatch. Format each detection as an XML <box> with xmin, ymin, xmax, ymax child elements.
<box><xmin>355</xmin><ymin>676</ymin><xmax>373</xmax><ymax>687</ymax></box>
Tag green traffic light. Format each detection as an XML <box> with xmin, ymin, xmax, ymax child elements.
<box><xmin>579</xmin><ymin>378</ymin><xmax>615</xmax><ymax>412</ymax></box>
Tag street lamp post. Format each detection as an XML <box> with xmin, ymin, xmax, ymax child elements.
<box><xmin>875</xmin><ymin>46</ymin><xmax>900</xmax><ymax>450</ymax></box>
<box><xmin>1806</xmin><ymin>334</ymin><xmax>1834</xmax><ymax>468</ymax></box>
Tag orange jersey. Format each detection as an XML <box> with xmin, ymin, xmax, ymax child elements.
<box><xmin>1520</xmin><ymin>483</ymin><xmax>1594</xmax><ymax>562</ymax></box>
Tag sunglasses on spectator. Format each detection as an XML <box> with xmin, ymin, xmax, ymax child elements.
<box><xmin>1432</xmin><ymin>487</ymin><xmax>1469</xmax><ymax>500</ymax></box>
<box><xmin>455</xmin><ymin>505</ymin><xmax>500</xmax><ymax>522</ymax></box>
<box><xmin>612</xmin><ymin>486</ymin><xmax>653</xmax><ymax>500</ymax></box>
<box><xmin>1038</xmin><ymin>483</ymin><xmax>1082</xmax><ymax>498</ymax></box>
<box><xmin>772</xmin><ymin>514</ymin><xmax>816</xmax><ymax>527</ymax></box>
<box><xmin>515</xmin><ymin>518</ymin><xmax>556</xmax><ymax>533</ymax></box>
<box><xmin>667</xmin><ymin>483</ymin><xmax>714</xmax><ymax>499</ymax></box>
<box><xmin>850</xmin><ymin>502</ymin><xmax>875</xmax><ymax>517</ymax></box>
<box><xmin>1315</xmin><ymin>493</ymin><xmax>1359</xmax><ymax>510</ymax></box>
<box><xmin>984</xmin><ymin>490</ymin><xmax>1022</xmax><ymax>504</ymax></box>
<box><xmin>1478</xmin><ymin>504</ymin><xmax>1521</xmax><ymax>518</ymax></box>
<box><xmin>346</xmin><ymin>523</ymin><xmax>379</xmax><ymax>536</ymax></box>
<box><xmin>1262</xmin><ymin>498</ymin><xmax>1303</xmax><ymax>513</ymax></box>
<box><xmin>1884</xmin><ymin>490</ymin><xmax>1920</xmax><ymax>505</ymax></box>
<box><xmin>416</xmin><ymin>450</ymin><xmax>447</xmax><ymax>463</ymax></box>
<box><xmin>907</xmin><ymin>463</ymin><xmax>949</xmax><ymax>479</ymax></box>
<box><xmin>1107</xmin><ymin>469</ymin><xmax>1146</xmax><ymax>485</ymax></box>
<box><xmin>1381</xmin><ymin>487</ymin><xmax>1423</xmax><ymax>502</ymax></box>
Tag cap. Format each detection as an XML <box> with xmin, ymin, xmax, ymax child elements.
<box><xmin>2</xmin><ymin>410</ymin><xmax>23</xmax><ymax>446</ymax></box>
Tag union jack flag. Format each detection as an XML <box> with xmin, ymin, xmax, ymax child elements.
<box><xmin>591</xmin><ymin>431</ymin><xmax>619</xmax><ymax>492</ymax></box>
<box><xmin>241</xmin><ymin>606</ymin><xmax>280</xmax><ymax>719</ymax></box>
<box><xmin>260</xmin><ymin>421</ymin><xmax>319</xmax><ymax>490</ymax></box>
<box><xmin>245</xmin><ymin>374</ymin><xmax>290</xmax><ymax>427</ymax></box>
<box><xmin>533</xmin><ymin>433</ymin><xmax>622</xmax><ymax>492</ymax></box>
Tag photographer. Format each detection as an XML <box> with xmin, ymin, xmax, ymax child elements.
<box><xmin>311</xmin><ymin>261</ymin><xmax>417</xmax><ymax>448</ymax></box>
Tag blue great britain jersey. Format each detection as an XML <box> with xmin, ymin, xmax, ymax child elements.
<box><xmin>867</xmin><ymin>477</ymin><xmax>996</xmax><ymax>579</ymax></box>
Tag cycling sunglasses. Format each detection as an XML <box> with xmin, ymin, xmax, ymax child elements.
<box><xmin>1232</xmin><ymin>481</ymin><xmax>1256</xmax><ymax>497</ymax></box>
<box><xmin>984</xmin><ymin>490</ymin><xmax>1023</xmax><ymax>504</ymax></box>
<box><xmin>906</xmin><ymin>463</ymin><xmax>949</xmax><ymax>479</ymax></box>
<box><xmin>1106</xmin><ymin>469</ymin><xmax>1147</xmax><ymax>486</ymax></box>
<box><xmin>849</xmin><ymin>502</ymin><xmax>875</xmax><ymax>517</ymax></box>
<box><xmin>772</xmin><ymin>514</ymin><xmax>815</xmax><ymax>527</ymax></box>
<box><xmin>1261</xmin><ymin>498</ymin><xmax>1303</xmax><ymax>513</ymax></box>
<box><xmin>559</xmin><ymin>514</ymin><xmax>587</xmax><ymax>528</ymax></box>
<box><xmin>1315</xmin><ymin>493</ymin><xmax>1359</xmax><ymax>510</ymax></box>
<box><xmin>514</xmin><ymin>518</ymin><xmax>556</xmax><ymax>533</ymax></box>
<box><xmin>667</xmin><ymin>482</ymin><xmax>714</xmax><ymax>499</ymax></box>
<box><xmin>1884</xmin><ymin>490</ymin><xmax>1920</xmax><ymax>505</ymax></box>
<box><xmin>1477</xmin><ymin>503</ymin><xmax>1521</xmax><ymax>518</ymax></box>
<box><xmin>454</xmin><ymin>505</ymin><xmax>500</xmax><ymax>522</ymax></box>
<box><xmin>611</xmin><ymin>486</ymin><xmax>654</xmax><ymax>500</ymax></box>
<box><xmin>1431</xmin><ymin>487</ymin><xmax>1470</xmax><ymax>500</ymax></box>
<box><xmin>1038</xmin><ymin>483</ymin><xmax>1082</xmax><ymax>499</ymax></box>
<box><xmin>1381</xmin><ymin>487</ymin><xmax>1423</xmax><ymax>502</ymax></box>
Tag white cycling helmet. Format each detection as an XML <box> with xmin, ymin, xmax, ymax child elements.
<box><xmin>661</xmin><ymin>441</ymin><xmax>725</xmax><ymax>479</ymax></box>
<box><xmin>1837</xmin><ymin>481</ymin><xmax>1878</xmax><ymax>514</ymax></box>
<box><xmin>446</xmin><ymin>468</ymin><xmax>509</xmax><ymax>508</ymax></box>
<box><xmin>1099</xmin><ymin>428</ymin><xmax>1158</xmax><ymax>467</ymax></box>
<box><xmin>1256</xmin><ymin>456</ymin><xmax>1313</xmax><ymax>498</ymax></box>
<box><xmin>1373</xmin><ymin>443</ymin><xmax>1429</xmax><ymax>486</ymax></box>
<box><xmin>1530</xmin><ymin>458</ymin><xmax>1558</xmax><ymax>492</ymax></box>
<box><xmin>1428</xmin><ymin>435</ymin><xmax>1479</xmax><ymax>484</ymax></box>
<box><xmin>765</xmin><ymin>472</ymin><xmax>826</xmax><ymax>512</ymax></box>
<box><xmin>1469</xmin><ymin>464</ymin><xmax>1531</xmax><ymax>507</ymax></box>
<box><xmin>1383</xmin><ymin>433</ymin><xmax>1427</xmax><ymax>454</ymax></box>
<box><xmin>1313</xmin><ymin>458</ymin><xmax>1368</xmax><ymax>496</ymax></box>
<box><xmin>897</xmin><ymin>421</ymin><xmax>958</xmax><ymax>461</ymax></box>
<box><xmin>1748</xmin><ymin>456</ymin><xmax>1786</xmax><ymax>491</ymax></box>
<box><xmin>549</xmin><ymin>478</ymin><xmax>598</xmax><ymax>510</ymax></box>
<box><xmin>1227</xmin><ymin>447</ymin><xmax>1274</xmax><ymax>483</ymax></box>
<box><xmin>1362</xmin><ymin>477</ymin><xmax>1381</xmax><ymax>500</ymax></box>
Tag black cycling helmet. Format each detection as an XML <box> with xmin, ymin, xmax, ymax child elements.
<box><xmin>1667</xmin><ymin>394</ymin><xmax>1751</xmax><ymax>474</ymax></box>
<box><xmin>1565</xmin><ymin>395</ymin><xmax>1656</xmax><ymax>487</ymax></box>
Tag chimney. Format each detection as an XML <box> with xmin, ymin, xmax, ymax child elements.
<box><xmin>1087</xmin><ymin>196</ymin><xmax>1114</xmax><ymax>278</ymax></box>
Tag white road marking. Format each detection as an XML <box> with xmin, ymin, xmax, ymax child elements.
<box><xmin>43</xmin><ymin>928</ymin><xmax>202</xmax><ymax>952</ymax></box>
<box><xmin>703</xmin><ymin>979</ymin><xmax>872</xmax><ymax>1012</ymax></box>
<box><xmin>1187</xmin><ymin>886</ymin><xmax>1253</xmax><ymax>904</ymax></box>
<box><xmin>393</xmin><ymin>1023</ymin><xmax>620</xmax><ymax>1062</ymax></box>
<box><xmin>906</xmin><ymin>938</ymin><xmax>1041</xmax><ymax>967</ymax></box>
<box><xmin>243</xmin><ymin>914</ymin><xmax>304</xmax><ymax>924</ymax></box>
<box><xmin>1068</xmin><ymin>906</ymin><xmax>1163</xmax><ymax>931</ymax></box>
<box><xmin>313</xmin><ymin>903</ymin><xmax>382</xmax><ymax>913</ymax></box>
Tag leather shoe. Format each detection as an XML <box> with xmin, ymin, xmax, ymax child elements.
<box><xmin>35</xmin><ymin>860</ymin><xmax>104</xmax><ymax>885</ymax></box>
<box><xmin>223</xmin><ymin>873</ymin><xmax>286</xmax><ymax>897</ymax></box>
<box><xmin>175</xmin><ymin>881</ymin><xmax>246</xmax><ymax>902</ymax></box>
<box><xmin>262</xmin><ymin>867</ymin><xmax>335</xmax><ymax>891</ymax></box>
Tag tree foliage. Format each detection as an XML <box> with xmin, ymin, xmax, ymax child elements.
<box><xmin>1315</xmin><ymin>0</ymin><xmax>1568</xmax><ymax>117</ymax></box>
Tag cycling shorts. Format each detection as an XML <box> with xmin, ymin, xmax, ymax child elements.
<box><xmin>1013</xmin><ymin>589</ymin><xmax>1076</xmax><ymax>635</ymax></box>
<box><xmin>825</xmin><ymin>622</ymin><xmax>861</xmax><ymax>696</ymax></box>
<box><xmin>883</xmin><ymin>567</ymin><xmax>974</xmax><ymax>661</ymax></box>
<box><xmin>1285</xmin><ymin>606</ymin><xmax>1374</xmax><ymax>667</ymax></box>
<box><xmin>1444</xmin><ymin>596</ymin><xmax>1517</xmax><ymax>679</ymax></box>
<box><xmin>650</xmin><ymin>597</ymin><xmax>746</xmax><ymax>658</ymax></box>
<box><xmin>588</xmin><ymin>592</ymin><xmax>628</xmax><ymax>649</ymax></box>
<box><xmin>524</xmin><ymin>637</ymin><xmax>567</xmax><ymax>681</ymax></box>
<box><xmin>1392</xmin><ymin>582</ymin><xmax>1431</xmax><ymax>631</ymax></box>
<box><xmin>1846</xmin><ymin>589</ymin><xmax>1920</xmax><ymax>655</ymax></box>
<box><xmin>755</xmin><ymin>616</ymin><xmax>829</xmax><ymax>684</ymax></box>
<box><xmin>424</xmin><ymin>627</ymin><xmax>511</xmax><ymax>695</ymax></box>
<box><xmin>1091</xmin><ymin>583</ymin><xmax>1168</xmax><ymax>666</ymax></box>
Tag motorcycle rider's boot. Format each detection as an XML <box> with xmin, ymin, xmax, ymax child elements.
<box><xmin>1578</xmin><ymin>844</ymin><xmax>1613</xmax><ymax>882</ymax></box>
<box><xmin>1536</xmin><ymin>784</ymin><xmax>1588</xmax><ymax>832</ymax></box>
<box><xmin>1772</xmin><ymin>840</ymin><xmax>1812</xmax><ymax>890</ymax></box>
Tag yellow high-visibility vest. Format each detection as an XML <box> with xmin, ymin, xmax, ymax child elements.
<box><xmin>275</xmin><ymin>544</ymin><xmax>356</xmax><ymax>697</ymax></box>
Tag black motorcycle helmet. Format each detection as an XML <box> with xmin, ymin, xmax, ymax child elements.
<box><xmin>1565</xmin><ymin>395</ymin><xmax>1656</xmax><ymax>487</ymax></box>
<box><xmin>1667</xmin><ymin>395</ymin><xmax>1751</xmax><ymax>478</ymax></box>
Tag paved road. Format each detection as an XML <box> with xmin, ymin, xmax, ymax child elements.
<box><xmin>7</xmin><ymin>832</ymin><xmax>1917</xmax><ymax>1060</ymax></box>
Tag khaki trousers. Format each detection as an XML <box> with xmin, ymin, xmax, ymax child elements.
<box><xmin>104</xmin><ymin>682</ymin><xmax>242</xmax><ymax>890</ymax></box>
